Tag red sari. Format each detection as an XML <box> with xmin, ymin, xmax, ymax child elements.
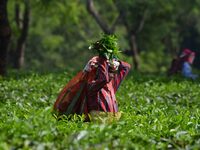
<box><xmin>87</xmin><ymin>57</ymin><xmax>131</xmax><ymax>112</ymax></box>
<box><xmin>53</xmin><ymin>56</ymin><xmax>131</xmax><ymax>120</ymax></box>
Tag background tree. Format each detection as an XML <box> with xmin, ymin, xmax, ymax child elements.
<box><xmin>174</xmin><ymin>0</ymin><xmax>200</xmax><ymax>69</ymax></box>
<box><xmin>13</xmin><ymin>0</ymin><xmax>30</xmax><ymax>69</ymax></box>
<box><xmin>114</xmin><ymin>0</ymin><xmax>149</xmax><ymax>70</ymax></box>
<box><xmin>0</xmin><ymin>0</ymin><xmax>11</xmax><ymax>76</ymax></box>
<box><xmin>3</xmin><ymin>0</ymin><xmax>200</xmax><ymax>75</ymax></box>
<box><xmin>87</xmin><ymin>0</ymin><xmax>179</xmax><ymax>70</ymax></box>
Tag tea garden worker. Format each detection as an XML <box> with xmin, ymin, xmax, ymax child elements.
<box><xmin>53</xmin><ymin>34</ymin><xmax>131</xmax><ymax>122</ymax></box>
<box><xmin>167</xmin><ymin>48</ymin><xmax>198</xmax><ymax>80</ymax></box>
<box><xmin>86</xmin><ymin>38</ymin><xmax>131</xmax><ymax>121</ymax></box>
<box><xmin>180</xmin><ymin>49</ymin><xmax>198</xmax><ymax>80</ymax></box>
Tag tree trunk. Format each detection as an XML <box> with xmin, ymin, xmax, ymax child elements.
<box><xmin>130</xmin><ymin>34</ymin><xmax>140</xmax><ymax>70</ymax></box>
<box><xmin>0</xmin><ymin>0</ymin><xmax>11</xmax><ymax>76</ymax></box>
<box><xmin>14</xmin><ymin>0</ymin><xmax>30</xmax><ymax>69</ymax></box>
<box><xmin>162</xmin><ymin>35</ymin><xmax>179</xmax><ymax>58</ymax></box>
<box><xmin>86</xmin><ymin>0</ymin><xmax>120</xmax><ymax>34</ymax></box>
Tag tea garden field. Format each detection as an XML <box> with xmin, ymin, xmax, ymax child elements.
<box><xmin>0</xmin><ymin>71</ymin><xmax>200</xmax><ymax>149</ymax></box>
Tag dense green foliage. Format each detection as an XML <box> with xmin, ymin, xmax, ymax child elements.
<box><xmin>89</xmin><ymin>34</ymin><xmax>120</xmax><ymax>60</ymax></box>
<box><xmin>6</xmin><ymin>0</ymin><xmax>200</xmax><ymax>72</ymax></box>
<box><xmin>2</xmin><ymin>1</ymin><xmax>200</xmax><ymax>149</ymax></box>
<box><xmin>0</xmin><ymin>72</ymin><xmax>200</xmax><ymax>149</ymax></box>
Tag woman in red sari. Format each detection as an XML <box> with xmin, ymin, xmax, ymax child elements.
<box><xmin>86</xmin><ymin>56</ymin><xmax>130</xmax><ymax>121</ymax></box>
<box><xmin>53</xmin><ymin>34</ymin><xmax>131</xmax><ymax>121</ymax></box>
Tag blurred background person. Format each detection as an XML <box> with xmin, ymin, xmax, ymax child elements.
<box><xmin>180</xmin><ymin>49</ymin><xmax>198</xmax><ymax>80</ymax></box>
<box><xmin>168</xmin><ymin>48</ymin><xmax>198</xmax><ymax>80</ymax></box>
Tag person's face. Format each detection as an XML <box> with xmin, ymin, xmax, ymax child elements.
<box><xmin>188</xmin><ymin>54</ymin><xmax>195</xmax><ymax>64</ymax></box>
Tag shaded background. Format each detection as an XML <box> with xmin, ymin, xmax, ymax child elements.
<box><xmin>1</xmin><ymin>0</ymin><xmax>200</xmax><ymax>75</ymax></box>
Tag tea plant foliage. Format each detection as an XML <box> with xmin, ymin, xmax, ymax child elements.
<box><xmin>0</xmin><ymin>72</ymin><xmax>200</xmax><ymax>149</ymax></box>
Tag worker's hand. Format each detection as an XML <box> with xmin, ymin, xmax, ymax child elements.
<box><xmin>83</xmin><ymin>56</ymin><xmax>98</xmax><ymax>72</ymax></box>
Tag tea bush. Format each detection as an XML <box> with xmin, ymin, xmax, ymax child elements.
<box><xmin>0</xmin><ymin>72</ymin><xmax>200</xmax><ymax>149</ymax></box>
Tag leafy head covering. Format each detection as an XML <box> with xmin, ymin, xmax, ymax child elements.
<box><xmin>89</xmin><ymin>34</ymin><xmax>120</xmax><ymax>60</ymax></box>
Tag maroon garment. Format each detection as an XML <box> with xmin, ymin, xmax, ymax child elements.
<box><xmin>87</xmin><ymin>57</ymin><xmax>131</xmax><ymax>112</ymax></box>
<box><xmin>53</xmin><ymin>56</ymin><xmax>130</xmax><ymax>121</ymax></box>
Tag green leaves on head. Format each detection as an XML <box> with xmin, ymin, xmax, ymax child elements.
<box><xmin>89</xmin><ymin>34</ymin><xmax>120</xmax><ymax>60</ymax></box>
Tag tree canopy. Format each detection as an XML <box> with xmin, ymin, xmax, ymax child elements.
<box><xmin>0</xmin><ymin>0</ymin><xmax>200</xmax><ymax>75</ymax></box>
